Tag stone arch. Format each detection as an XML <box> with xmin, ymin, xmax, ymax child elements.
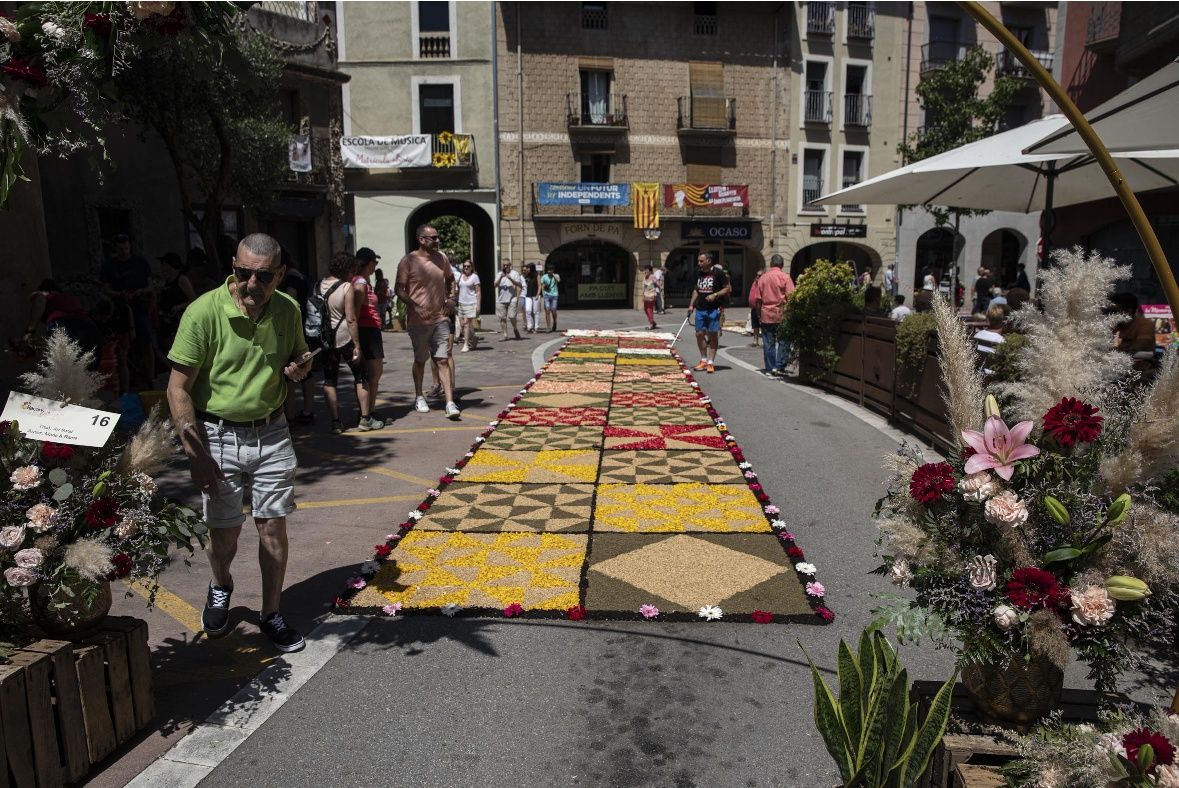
<box><xmin>913</xmin><ymin>227</ymin><xmax>964</xmax><ymax>290</ymax></box>
<box><xmin>544</xmin><ymin>239</ymin><xmax>634</xmax><ymax>308</ymax></box>
<box><xmin>407</xmin><ymin>199</ymin><xmax>496</xmax><ymax>313</ymax></box>
<box><xmin>789</xmin><ymin>241</ymin><xmax>882</xmax><ymax>282</ymax></box>
<box><xmin>979</xmin><ymin>228</ymin><xmax>1027</xmax><ymax>288</ymax></box>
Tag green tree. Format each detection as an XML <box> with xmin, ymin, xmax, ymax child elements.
<box><xmin>898</xmin><ymin>46</ymin><xmax>1022</xmax><ymax>226</ymax></box>
<box><xmin>433</xmin><ymin>215</ymin><xmax>471</xmax><ymax>264</ymax></box>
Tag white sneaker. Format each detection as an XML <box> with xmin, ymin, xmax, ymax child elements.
<box><xmin>445</xmin><ymin>401</ymin><xmax>461</xmax><ymax>420</ymax></box>
<box><xmin>460</xmin><ymin>344</ymin><xmax>470</xmax><ymax>353</ymax></box>
<box><xmin>414</xmin><ymin>396</ymin><xmax>429</xmax><ymax>413</ymax></box>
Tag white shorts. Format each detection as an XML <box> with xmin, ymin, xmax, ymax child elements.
<box><xmin>201</xmin><ymin>416</ymin><xmax>297</xmax><ymax>528</ymax></box>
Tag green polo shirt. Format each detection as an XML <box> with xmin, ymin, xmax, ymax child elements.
<box><xmin>168</xmin><ymin>278</ymin><xmax>308</xmax><ymax>421</ymax></box>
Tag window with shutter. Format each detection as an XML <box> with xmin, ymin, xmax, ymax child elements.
<box><xmin>688</xmin><ymin>61</ymin><xmax>725</xmax><ymax>129</ymax></box>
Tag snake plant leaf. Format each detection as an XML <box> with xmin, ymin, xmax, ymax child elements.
<box><xmin>838</xmin><ymin>638</ymin><xmax>864</xmax><ymax>746</ymax></box>
<box><xmin>801</xmin><ymin>641</ymin><xmax>854</xmax><ymax>783</ymax></box>
<box><xmin>895</xmin><ymin>671</ymin><xmax>957</xmax><ymax>788</ymax></box>
<box><xmin>879</xmin><ymin>668</ymin><xmax>911</xmax><ymax>785</ymax></box>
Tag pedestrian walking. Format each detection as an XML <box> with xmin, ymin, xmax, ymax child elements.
<box><xmin>494</xmin><ymin>260</ymin><xmax>524</xmax><ymax>340</ymax></box>
<box><xmin>428</xmin><ymin>255</ymin><xmax>460</xmax><ymax>402</ymax></box>
<box><xmin>396</xmin><ymin>224</ymin><xmax>461</xmax><ymax>419</ymax></box>
<box><xmin>456</xmin><ymin>259</ymin><xmax>480</xmax><ymax>352</ymax></box>
<box><xmin>278</xmin><ymin>256</ymin><xmax>315</xmax><ymax>427</ymax></box>
<box><xmin>749</xmin><ymin>254</ymin><xmax>794</xmax><ymax>375</ymax></box>
<box><xmin>166</xmin><ymin>233</ymin><xmax>311</xmax><ymax>652</ymax></box>
<box><xmin>653</xmin><ymin>265</ymin><xmax>666</xmax><ymax>314</ymax></box>
<box><xmin>686</xmin><ymin>252</ymin><xmax>731</xmax><ymax>374</ymax></box>
<box><xmin>641</xmin><ymin>265</ymin><xmax>659</xmax><ymax>330</ymax></box>
<box><xmin>883</xmin><ymin>264</ymin><xmax>896</xmax><ymax>298</ymax></box>
<box><xmin>314</xmin><ymin>252</ymin><xmax>369</xmax><ymax>434</ymax></box>
<box><xmin>374</xmin><ymin>268</ymin><xmax>391</xmax><ymax>329</ymax></box>
<box><xmin>352</xmin><ymin>248</ymin><xmax>386</xmax><ymax>430</ymax></box>
<box><xmin>541</xmin><ymin>263</ymin><xmax>560</xmax><ymax>332</ymax></box>
<box><xmin>521</xmin><ymin>262</ymin><xmax>542</xmax><ymax>333</ymax></box>
<box><xmin>747</xmin><ymin>269</ymin><xmax>763</xmax><ymax>347</ymax></box>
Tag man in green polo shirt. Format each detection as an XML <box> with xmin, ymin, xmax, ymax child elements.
<box><xmin>167</xmin><ymin>233</ymin><xmax>312</xmax><ymax>653</ymax></box>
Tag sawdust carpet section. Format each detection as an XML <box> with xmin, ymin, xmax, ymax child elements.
<box><xmin>341</xmin><ymin>331</ymin><xmax>830</xmax><ymax>624</ymax></box>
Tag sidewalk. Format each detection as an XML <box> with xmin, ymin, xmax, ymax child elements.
<box><xmin>98</xmin><ymin>314</ymin><xmax>1175</xmax><ymax>787</ymax></box>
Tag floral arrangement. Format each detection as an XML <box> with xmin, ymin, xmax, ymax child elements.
<box><xmin>874</xmin><ymin>249</ymin><xmax>1179</xmax><ymax>693</ymax></box>
<box><xmin>1002</xmin><ymin>708</ymin><xmax>1179</xmax><ymax>787</ymax></box>
<box><xmin>1</xmin><ymin>333</ymin><xmax>206</xmax><ymax>640</ymax></box>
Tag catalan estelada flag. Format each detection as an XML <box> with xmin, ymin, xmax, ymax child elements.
<box><xmin>632</xmin><ymin>182</ymin><xmax>660</xmax><ymax>230</ymax></box>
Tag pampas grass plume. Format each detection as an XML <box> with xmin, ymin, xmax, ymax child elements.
<box><xmin>932</xmin><ymin>294</ymin><xmax>984</xmax><ymax>444</ymax></box>
<box><xmin>1100</xmin><ymin>349</ymin><xmax>1179</xmax><ymax>492</ymax></box>
<box><xmin>1027</xmin><ymin>609</ymin><xmax>1070</xmax><ymax>671</ymax></box>
<box><xmin>63</xmin><ymin>538</ymin><xmax>113</xmax><ymax>581</ymax></box>
<box><xmin>117</xmin><ymin>408</ymin><xmax>176</xmax><ymax>477</ymax></box>
<box><xmin>20</xmin><ymin>329</ymin><xmax>107</xmax><ymax>408</ymax></box>
<box><xmin>999</xmin><ymin>247</ymin><xmax>1130</xmax><ymax>421</ymax></box>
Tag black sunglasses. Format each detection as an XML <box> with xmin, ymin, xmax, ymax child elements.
<box><xmin>420</xmin><ymin>234</ymin><xmax>440</xmax><ymax>240</ymax></box>
<box><xmin>234</xmin><ymin>266</ymin><xmax>279</xmax><ymax>285</ymax></box>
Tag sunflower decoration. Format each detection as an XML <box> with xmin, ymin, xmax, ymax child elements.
<box><xmin>437</xmin><ymin>130</ymin><xmax>453</xmax><ymax>145</ymax></box>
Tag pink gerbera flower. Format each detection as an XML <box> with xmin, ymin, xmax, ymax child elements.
<box><xmin>961</xmin><ymin>416</ymin><xmax>1040</xmax><ymax>481</ymax></box>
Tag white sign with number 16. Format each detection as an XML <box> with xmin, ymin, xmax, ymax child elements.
<box><xmin>1</xmin><ymin>392</ymin><xmax>120</xmax><ymax>448</ymax></box>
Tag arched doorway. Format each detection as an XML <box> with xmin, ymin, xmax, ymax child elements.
<box><xmin>544</xmin><ymin>240</ymin><xmax>633</xmax><ymax>308</ymax></box>
<box><xmin>665</xmin><ymin>242</ymin><xmax>762</xmax><ymax>307</ymax></box>
<box><xmin>980</xmin><ymin>229</ymin><xmax>1026</xmax><ymax>288</ymax></box>
<box><xmin>790</xmin><ymin>242</ymin><xmax>879</xmax><ymax>282</ymax></box>
<box><xmin>406</xmin><ymin>199</ymin><xmax>496</xmax><ymax>313</ymax></box>
<box><xmin>913</xmin><ymin>227</ymin><xmax>963</xmax><ymax>290</ymax></box>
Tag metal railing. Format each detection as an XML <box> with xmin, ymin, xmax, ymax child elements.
<box><xmin>802</xmin><ymin>177</ymin><xmax>824</xmax><ymax>207</ymax></box>
<box><xmin>847</xmin><ymin>4</ymin><xmax>875</xmax><ymax>39</ymax></box>
<box><xmin>920</xmin><ymin>41</ymin><xmax>969</xmax><ymax>73</ymax></box>
<box><xmin>565</xmin><ymin>93</ymin><xmax>629</xmax><ymax>128</ymax></box>
<box><xmin>807</xmin><ymin>2</ymin><xmax>835</xmax><ymax>35</ymax></box>
<box><xmin>804</xmin><ymin>90</ymin><xmax>833</xmax><ymax>124</ymax></box>
<box><xmin>694</xmin><ymin>12</ymin><xmax>717</xmax><ymax>35</ymax></box>
<box><xmin>840</xmin><ymin>176</ymin><xmax>863</xmax><ymax>212</ymax></box>
<box><xmin>429</xmin><ymin>132</ymin><xmax>475</xmax><ymax>169</ymax></box>
<box><xmin>1086</xmin><ymin>2</ymin><xmax>1121</xmax><ymax>48</ymax></box>
<box><xmin>676</xmin><ymin>96</ymin><xmax>737</xmax><ymax>131</ymax></box>
<box><xmin>996</xmin><ymin>49</ymin><xmax>1054</xmax><ymax>79</ymax></box>
<box><xmin>530</xmin><ymin>183</ymin><xmax>749</xmax><ymax>219</ymax></box>
<box><xmin>844</xmin><ymin>93</ymin><xmax>872</xmax><ymax>127</ymax></box>
<box><xmin>419</xmin><ymin>32</ymin><xmax>451</xmax><ymax>58</ymax></box>
<box><xmin>255</xmin><ymin>1</ymin><xmax>317</xmax><ymax>22</ymax></box>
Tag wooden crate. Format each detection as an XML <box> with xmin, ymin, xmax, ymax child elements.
<box><xmin>1</xmin><ymin>617</ymin><xmax>153</xmax><ymax>787</ymax></box>
<box><xmin>954</xmin><ymin>764</ymin><xmax>1005</xmax><ymax>788</ymax></box>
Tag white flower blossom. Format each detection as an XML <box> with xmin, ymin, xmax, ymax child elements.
<box><xmin>958</xmin><ymin>471</ymin><xmax>999</xmax><ymax>502</ymax></box>
<box><xmin>697</xmin><ymin>605</ymin><xmax>723</xmax><ymax>620</ymax></box>
<box><xmin>992</xmin><ymin>605</ymin><xmax>1020</xmax><ymax>632</ymax></box>
<box><xmin>440</xmin><ymin>603</ymin><xmax>461</xmax><ymax>617</ymax></box>
<box><xmin>889</xmin><ymin>559</ymin><xmax>912</xmax><ymax>587</ymax></box>
<box><xmin>408</xmin><ymin>511</ymin><xmax>423</xmax><ymax>521</ymax></box>
<box><xmin>967</xmin><ymin>554</ymin><xmax>998</xmax><ymax>591</ymax></box>
<box><xmin>795</xmin><ymin>562</ymin><xmax>817</xmax><ymax>576</ymax></box>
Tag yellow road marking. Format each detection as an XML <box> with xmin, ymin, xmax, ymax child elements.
<box><xmin>128</xmin><ymin>579</ymin><xmax>203</xmax><ymax>634</ymax></box>
<box><xmin>299</xmin><ymin>447</ymin><xmax>437</xmax><ymax>487</ymax></box>
<box><xmin>299</xmin><ymin>494</ymin><xmax>421</xmax><ymax>509</ymax></box>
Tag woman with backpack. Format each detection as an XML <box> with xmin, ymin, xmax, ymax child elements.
<box><xmin>312</xmin><ymin>252</ymin><xmax>370</xmax><ymax>434</ymax></box>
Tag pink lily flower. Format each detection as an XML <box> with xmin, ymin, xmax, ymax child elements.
<box><xmin>961</xmin><ymin>416</ymin><xmax>1040</xmax><ymax>481</ymax></box>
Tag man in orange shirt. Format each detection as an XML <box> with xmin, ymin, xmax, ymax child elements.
<box><xmin>749</xmin><ymin>254</ymin><xmax>795</xmax><ymax>376</ymax></box>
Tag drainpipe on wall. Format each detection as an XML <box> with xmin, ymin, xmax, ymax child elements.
<box><xmin>769</xmin><ymin>6</ymin><xmax>781</xmax><ymax>251</ymax></box>
<box><xmin>517</xmin><ymin>5</ymin><xmax>525</xmax><ymax>266</ymax></box>
<box><xmin>491</xmin><ymin>1</ymin><xmax>502</xmax><ymax>263</ymax></box>
<box><xmin>898</xmin><ymin>1</ymin><xmax>915</xmax><ymax>283</ymax></box>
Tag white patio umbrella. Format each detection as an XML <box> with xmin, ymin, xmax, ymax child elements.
<box><xmin>813</xmin><ymin>115</ymin><xmax>1179</xmax><ymax>214</ymax></box>
<box><xmin>1025</xmin><ymin>59</ymin><xmax>1179</xmax><ymax>155</ymax></box>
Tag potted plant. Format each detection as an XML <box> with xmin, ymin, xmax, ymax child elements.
<box><xmin>873</xmin><ymin>248</ymin><xmax>1179</xmax><ymax>727</ymax></box>
<box><xmin>801</xmin><ymin>627</ymin><xmax>957</xmax><ymax>787</ymax></box>
<box><xmin>782</xmin><ymin>259</ymin><xmax>859</xmax><ymax>380</ymax></box>
<box><xmin>1</xmin><ymin>333</ymin><xmax>208</xmax><ymax>640</ymax></box>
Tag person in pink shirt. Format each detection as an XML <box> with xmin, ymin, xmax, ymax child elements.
<box><xmin>749</xmin><ymin>254</ymin><xmax>795</xmax><ymax>375</ymax></box>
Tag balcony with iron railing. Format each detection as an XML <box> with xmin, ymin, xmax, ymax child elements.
<box><xmin>566</xmin><ymin>93</ymin><xmax>629</xmax><ymax>129</ymax></box>
<box><xmin>254</xmin><ymin>1</ymin><xmax>317</xmax><ymax>22</ymax></box>
<box><xmin>804</xmin><ymin>90</ymin><xmax>833</xmax><ymax>125</ymax></box>
<box><xmin>847</xmin><ymin>4</ymin><xmax>875</xmax><ymax>40</ymax></box>
<box><xmin>996</xmin><ymin>49</ymin><xmax>1054</xmax><ymax>79</ymax></box>
<box><xmin>920</xmin><ymin>41</ymin><xmax>969</xmax><ymax>73</ymax></box>
<box><xmin>807</xmin><ymin>1</ymin><xmax>835</xmax><ymax>35</ymax></box>
<box><xmin>419</xmin><ymin>31</ymin><xmax>451</xmax><ymax>58</ymax></box>
<box><xmin>1085</xmin><ymin>2</ymin><xmax>1121</xmax><ymax>50</ymax></box>
<box><xmin>676</xmin><ymin>96</ymin><xmax>737</xmax><ymax>133</ymax></box>
<box><xmin>840</xmin><ymin>176</ymin><xmax>864</xmax><ymax>212</ymax></box>
<box><xmin>802</xmin><ymin>177</ymin><xmax>825</xmax><ymax>209</ymax></box>
<box><xmin>843</xmin><ymin>93</ymin><xmax>872</xmax><ymax>127</ymax></box>
<box><xmin>429</xmin><ymin>132</ymin><xmax>475</xmax><ymax>169</ymax></box>
<box><xmin>530</xmin><ymin>183</ymin><xmax>749</xmax><ymax>219</ymax></box>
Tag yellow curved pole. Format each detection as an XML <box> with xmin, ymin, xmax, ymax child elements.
<box><xmin>958</xmin><ymin>1</ymin><xmax>1179</xmax><ymax>320</ymax></box>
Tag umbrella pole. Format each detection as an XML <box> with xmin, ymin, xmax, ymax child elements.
<box><xmin>958</xmin><ymin>1</ymin><xmax>1179</xmax><ymax>319</ymax></box>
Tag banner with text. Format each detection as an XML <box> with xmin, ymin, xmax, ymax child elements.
<box><xmin>537</xmin><ymin>182</ymin><xmax>630</xmax><ymax>206</ymax></box>
<box><xmin>340</xmin><ymin>135</ymin><xmax>432</xmax><ymax>169</ymax></box>
<box><xmin>577</xmin><ymin>283</ymin><xmax>627</xmax><ymax>301</ymax></box>
<box><xmin>663</xmin><ymin>184</ymin><xmax>749</xmax><ymax>208</ymax></box>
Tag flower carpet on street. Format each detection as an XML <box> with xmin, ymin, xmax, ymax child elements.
<box><xmin>340</xmin><ymin>332</ymin><xmax>830</xmax><ymax>623</ymax></box>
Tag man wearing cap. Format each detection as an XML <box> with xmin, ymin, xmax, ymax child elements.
<box><xmin>166</xmin><ymin>232</ymin><xmax>313</xmax><ymax>653</ymax></box>
<box><xmin>395</xmin><ymin>224</ymin><xmax>461</xmax><ymax>419</ymax></box>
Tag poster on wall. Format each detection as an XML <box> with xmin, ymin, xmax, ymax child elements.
<box><xmin>663</xmin><ymin>184</ymin><xmax>749</xmax><ymax>208</ymax></box>
<box><xmin>537</xmin><ymin>183</ymin><xmax>630</xmax><ymax>206</ymax></box>
<box><xmin>578</xmin><ymin>283</ymin><xmax>627</xmax><ymax>301</ymax></box>
<box><xmin>1143</xmin><ymin>304</ymin><xmax>1178</xmax><ymax>349</ymax></box>
<box><xmin>340</xmin><ymin>135</ymin><xmax>433</xmax><ymax>168</ymax></box>
<box><xmin>288</xmin><ymin>135</ymin><xmax>312</xmax><ymax>172</ymax></box>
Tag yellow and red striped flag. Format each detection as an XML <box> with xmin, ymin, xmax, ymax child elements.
<box><xmin>632</xmin><ymin>182</ymin><xmax>660</xmax><ymax>230</ymax></box>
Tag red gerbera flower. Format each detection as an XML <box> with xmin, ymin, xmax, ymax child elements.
<box><xmin>566</xmin><ymin>605</ymin><xmax>587</xmax><ymax>621</ymax></box>
<box><xmin>107</xmin><ymin>553</ymin><xmax>133</xmax><ymax>580</ymax></box>
<box><xmin>751</xmin><ymin>610</ymin><xmax>773</xmax><ymax>624</ymax></box>
<box><xmin>374</xmin><ymin>544</ymin><xmax>393</xmax><ymax>558</ymax></box>
<box><xmin>83</xmin><ymin>12</ymin><xmax>112</xmax><ymax>37</ymax></box>
<box><xmin>41</xmin><ymin>442</ymin><xmax>75</xmax><ymax>462</ymax></box>
<box><xmin>503</xmin><ymin>603</ymin><xmax>524</xmax><ymax>618</ymax></box>
<box><xmin>1005</xmin><ymin>567</ymin><xmax>1067</xmax><ymax>611</ymax></box>
<box><xmin>417</xmin><ymin>502</ymin><xmax>431</xmax><ymax>512</ymax></box>
<box><xmin>1042</xmin><ymin>397</ymin><xmax>1103</xmax><ymax>448</ymax></box>
<box><xmin>1122</xmin><ymin>728</ymin><xmax>1175</xmax><ymax>773</ymax></box>
<box><xmin>334</xmin><ymin>596</ymin><xmax>351</xmax><ymax>610</ymax></box>
<box><xmin>84</xmin><ymin>496</ymin><xmax>120</xmax><ymax>529</ymax></box>
<box><xmin>909</xmin><ymin>462</ymin><xmax>955</xmax><ymax>504</ymax></box>
<box><xmin>816</xmin><ymin>606</ymin><xmax>835</xmax><ymax>622</ymax></box>
<box><xmin>787</xmin><ymin>546</ymin><xmax>805</xmax><ymax>560</ymax></box>
<box><xmin>1</xmin><ymin>58</ymin><xmax>48</xmax><ymax>88</ymax></box>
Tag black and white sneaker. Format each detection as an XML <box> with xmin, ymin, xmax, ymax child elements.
<box><xmin>260</xmin><ymin>612</ymin><xmax>305</xmax><ymax>653</ymax></box>
<box><xmin>202</xmin><ymin>583</ymin><xmax>233</xmax><ymax>637</ymax></box>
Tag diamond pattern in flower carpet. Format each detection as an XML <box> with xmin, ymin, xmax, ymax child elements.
<box><xmin>602</xmin><ymin>424</ymin><xmax>727</xmax><ymax>450</ymax></box>
<box><xmin>598</xmin><ymin>451</ymin><xmax>745</xmax><ymax>484</ymax></box>
<box><xmin>515</xmin><ymin>392</ymin><xmax>610</xmax><ymax>409</ymax></box>
<box><xmin>607</xmin><ymin>407</ymin><xmax>718</xmax><ymax>427</ymax></box>
<box><xmin>501</xmin><ymin>407</ymin><xmax>608</xmax><ymax>426</ymax></box>
<box><xmin>482</xmin><ymin>425</ymin><xmax>603</xmax><ymax>451</ymax></box>
<box><xmin>415</xmin><ymin>483</ymin><xmax>594</xmax><ymax>532</ymax></box>
<box><xmin>610</xmin><ymin>391</ymin><xmax>705</xmax><ymax>408</ymax></box>
<box><xmin>593</xmin><ymin>483</ymin><xmax>771</xmax><ymax>533</ymax></box>
<box><xmin>460</xmin><ymin>449</ymin><xmax>599</xmax><ymax>483</ymax></box>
